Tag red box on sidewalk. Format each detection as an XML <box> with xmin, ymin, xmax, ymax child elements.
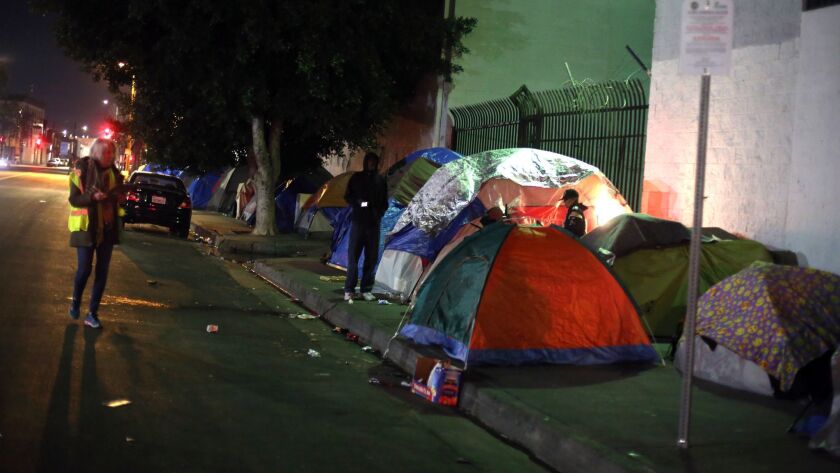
<box><xmin>411</xmin><ymin>357</ymin><xmax>463</xmax><ymax>406</ymax></box>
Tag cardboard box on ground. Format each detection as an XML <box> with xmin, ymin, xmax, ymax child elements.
<box><xmin>411</xmin><ymin>357</ymin><xmax>463</xmax><ymax>406</ymax></box>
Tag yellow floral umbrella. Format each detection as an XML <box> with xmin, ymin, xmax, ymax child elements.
<box><xmin>696</xmin><ymin>262</ymin><xmax>840</xmax><ymax>391</ymax></box>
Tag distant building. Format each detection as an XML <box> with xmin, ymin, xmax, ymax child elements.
<box><xmin>0</xmin><ymin>95</ymin><xmax>47</xmax><ymax>165</ymax></box>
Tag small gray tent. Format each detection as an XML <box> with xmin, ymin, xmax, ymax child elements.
<box><xmin>207</xmin><ymin>166</ymin><xmax>251</xmax><ymax>215</ymax></box>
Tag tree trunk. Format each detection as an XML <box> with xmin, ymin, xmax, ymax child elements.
<box><xmin>251</xmin><ymin>116</ymin><xmax>283</xmax><ymax>235</ymax></box>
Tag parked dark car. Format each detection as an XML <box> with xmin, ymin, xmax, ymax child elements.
<box><xmin>122</xmin><ymin>171</ymin><xmax>191</xmax><ymax>238</ymax></box>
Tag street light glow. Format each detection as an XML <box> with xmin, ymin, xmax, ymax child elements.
<box><xmin>103</xmin><ymin>99</ymin><xmax>109</xmax><ymax>105</ymax></box>
<box><xmin>81</xmin><ymin>125</ymin><xmax>88</xmax><ymax>131</ymax></box>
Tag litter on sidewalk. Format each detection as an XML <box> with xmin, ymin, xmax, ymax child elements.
<box><xmin>290</xmin><ymin>313</ymin><xmax>318</xmax><ymax>320</ymax></box>
<box><xmin>377</xmin><ymin>299</ymin><xmax>391</xmax><ymax>305</ymax></box>
<box><xmin>411</xmin><ymin>357</ymin><xmax>462</xmax><ymax>406</ymax></box>
<box><xmin>206</xmin><ymin>324</ymin><xmax>219</xmax><ymax>333</ymax></box>
<box><xmin>319</xmin><ymin>275</ymin><xmax>346</xmax><ymax>282</ymax></box>
<box><xmin>307</xmin><ymin>349</ymin><xmax>321</xmax><ymax>358</ymax></box>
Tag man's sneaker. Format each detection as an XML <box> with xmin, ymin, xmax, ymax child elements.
<box><xmin>69</xmin><ymin>303</ymin><xmax>80</xmax><ymax>320</ymax></box>
<box><xmin>362</xmin><ymin>292</ymin><xmax>376</xmax><ymax>302</ymax></box>
<box><xmin>84</xmin><ymin>313</ymin><xmax>102</xmax><ymax>329</ymax></box>
<box><xmin>344</xmin><ymin>292</ymin><xmax>356</xmax><ymax>304</ymax></box>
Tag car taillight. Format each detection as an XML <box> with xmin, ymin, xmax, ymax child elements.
<box><xmin>126</xmin><ymin>192</ymin><xmax>140</xmax><ymax>202</ymax></box>
<box><xmin>179</xmin><ymin>198</ymin><xmax>191</xmax><ymax>209</ymax></box>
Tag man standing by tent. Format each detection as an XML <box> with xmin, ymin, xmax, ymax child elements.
<box><xmin>561</xmin><ymin>189</ymin><xmax>588</xmax><ymax>237</ymax></box>
<box><xmin>344</xmin><ymin>152</ymin><xmax>388</xmax><ymax>302</ymax></box>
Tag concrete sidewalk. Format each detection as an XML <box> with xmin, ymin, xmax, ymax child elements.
<box><xmin>191</xmin><ymin>212</ymin><xmax>840</xmax><ymax>473</ymax></box>
<box><xmin>190</xmin><ymin>210</ymin><xmax>329</xmax><ymax>257</ymax></box>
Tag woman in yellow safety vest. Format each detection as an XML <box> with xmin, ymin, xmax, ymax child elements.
<box><xmin>68</xmin><ymin>138</ymin><xmax>125</xmax><ymax>329</ymax></box>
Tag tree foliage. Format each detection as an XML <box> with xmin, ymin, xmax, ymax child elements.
<box><xmin>36</xmin><ymin>0</ymin><xmax>475</xmax><ymax>233</ymax></box>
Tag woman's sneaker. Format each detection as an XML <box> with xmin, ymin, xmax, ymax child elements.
<box><xmin>362</xmin><ymin>292</ymin><xmax>376</xmax><ymax>302</ymax></box>
<box><xmin>69</xmin><ymin>303</ymin><xmax>81</xmax><ymax>320</ymax></box>
<box><xmin>344</xmin><ymin>292</ymin><xmax>356</xmax><ymax>304</ymax></box>
<box><xmin>84</xmin><ymin>313</ymin><xmax>102</xmax><ymax>329</ymax></box>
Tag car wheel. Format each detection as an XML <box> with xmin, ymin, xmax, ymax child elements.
<box><xmin>171</xmin><ymin>225</ymin><xmax>189</xmax><ymax>239</ymax></box>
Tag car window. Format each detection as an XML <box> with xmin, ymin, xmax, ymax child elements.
<box><xmin>132</xmin><ymin>174</ymin><xmax>185</xmax><ymax>191</ymax></box>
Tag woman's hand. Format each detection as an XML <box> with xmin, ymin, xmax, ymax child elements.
<box><xmin>92</xmin><ymin>191</ymin><xmax>108</xmax><ymax>201</ymax></box>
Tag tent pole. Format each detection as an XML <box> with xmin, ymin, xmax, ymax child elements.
<box><xmin>677</xmin><ymin>73</ymin><xmax>711</xmax><ymax>449</ymax></box>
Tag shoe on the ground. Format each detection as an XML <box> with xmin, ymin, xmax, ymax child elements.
<box><xmin>84</xmin><ymin>313</ymin><xmax>102</xmax><ymax>329</ymax></box>
<box><xmin>344</xmin><ymin>292</ymin><xmax>356</xmax><ymax>304</ymax></box>
<box><xmin>69</xmin><ymin>303</ymin><xmax>80</xmax><ymax>320</ymax></box>
<box><xmin>362</xmin><ymin>292</ymin><xmax>376</xmax><ymax>302</ymax></box>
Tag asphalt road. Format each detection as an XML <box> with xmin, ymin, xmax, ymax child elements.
<box><xmin>0</xmin><ymin>168</ymin><xmax>547</xmax><ymax>473</ymax></box>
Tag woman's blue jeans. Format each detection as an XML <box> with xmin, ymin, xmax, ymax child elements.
<box><xmin>72</xmin><ymin>244</ymin><xmax>114</xmax><ymax>316</ymax></box>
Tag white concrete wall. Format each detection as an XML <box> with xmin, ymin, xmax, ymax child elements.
<box><xmin>785</xmin><ymin>5</ymin><xmax>840</xmax><ymax>274</ymax></box>
<box><xmin>643</xmin><ymin>1</ymin><xmax>840</xmax><ymax>271</ymax></box>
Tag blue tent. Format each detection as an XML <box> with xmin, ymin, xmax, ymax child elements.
<box><xmin>187</xmin><ymin>172</ymin><xmax>222</xmax><ymax>210</ymax></box>
<box><xmin>327</xmin><ymin>148</ymin><xmax>463</xmax><ymax>272</ymax></box>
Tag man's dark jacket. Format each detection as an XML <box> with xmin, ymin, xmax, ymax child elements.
<box><xmin>344</xmin><ymin>170</ymin><xmax>388</xmax><ymax>225</ymax></box>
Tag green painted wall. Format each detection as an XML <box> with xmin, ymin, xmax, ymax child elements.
<box><xmin>450</xmin><ymin>0</ymin><xmax>655</xmax><ymax>107</ymax></box>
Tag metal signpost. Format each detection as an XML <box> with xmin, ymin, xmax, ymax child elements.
<box><xmin>676</xmin><ymin>0</ymin><xmax>734</xmax><ymax>449</ymax></box>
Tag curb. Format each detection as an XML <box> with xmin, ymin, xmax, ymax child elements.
<box><xmin>253</xmin><ymin>260</ymin><xmax>639</xmax><ymax>473</ymax></box>
<box><xmin>190</xmin><ymin>222</ymin><xmax>220</xmax><ymax>245</ymax></box>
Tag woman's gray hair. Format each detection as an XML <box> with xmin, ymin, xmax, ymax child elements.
<box><xmin>89</xmin><ymin>138</ymin><xmax>117</xmax><ymax>161</ymax></box>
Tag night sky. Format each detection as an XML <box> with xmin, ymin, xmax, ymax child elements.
<box><xmin>1</xmin><ymin>1</ymin><xmax>111</xmax><ymax>133</ymax></box>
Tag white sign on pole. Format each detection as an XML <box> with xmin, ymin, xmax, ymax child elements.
<box><xmin>679</xmin><ymin>0</ymin><xmax>734</xmax><ymax>75</ymax></box>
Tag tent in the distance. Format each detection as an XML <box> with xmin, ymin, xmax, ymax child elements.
<box><xmin>206</xmin><ymin>166</ymin><xmax>250</xmax><ymax>215</ymax></box>
<box><xmin>401</xmin><ymin>224</ymin><xmax>658</xmax><ymax>366</ymax></box>
<box><xmin>296</xmin><ymin>171</ymin><xmax>354</xmax><ymax>237</ymax></box>
<box><xmin>187</xmin><ymin>172</ymin><xmax>223</xmax><ymax>210</ymax></box>
<box><xmin>274</xmin><ymin>167</ymin><xmax>333</xmax><ymax>233</ymax></box>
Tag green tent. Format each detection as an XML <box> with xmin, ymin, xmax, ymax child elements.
<box><xmin>388</xmin><ymin>157</ymin><xmax>442</xmax><ymax>206</ymax></box>
<box><xmin>612</xmin><ymin>239</ymin><xmax>772</xmax><ymax>338</ymax></box>
<box><xmin>581</xmin><ymin>213</ymin><xmax>690</xmax><ymax>257</ymax></box>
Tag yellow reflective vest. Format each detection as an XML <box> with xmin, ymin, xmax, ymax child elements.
<box><xmin>68</xmin><ymin>167</ymin><xmax>125</xmax><ymax>232</ymax></box>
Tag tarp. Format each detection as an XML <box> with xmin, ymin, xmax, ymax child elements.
<box><xmin>581</xmin><ymin>213</ymin><xmax>690</xmax><ymax>257</ymax></box>
<box><xmin>675</xmin><ymin>335</ymin><xmax>774</xmax><ymax>396</ymax></box>
<box><xmin>695</xmin><ymin>262</ymin><xmax>840</xmax><ymax>392</ymax></box>
<box><xmin>377</xmin><ymin>148</ymin><xmax>632</xmax><ymax>299</ymax></box>
<box><xmin>612</xmin><ymin>239</ymin><xmax>773</xmax><ymax>338</ymax></box>
<box><xmin>187</xmin><ymin>172</ymin><xmax>223</xmax><ymax>210</ymax></box>
<box><xmin>401</xmin><ymin>224</ymin><xmax>658</xmax><ymax>366</ymax></box>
